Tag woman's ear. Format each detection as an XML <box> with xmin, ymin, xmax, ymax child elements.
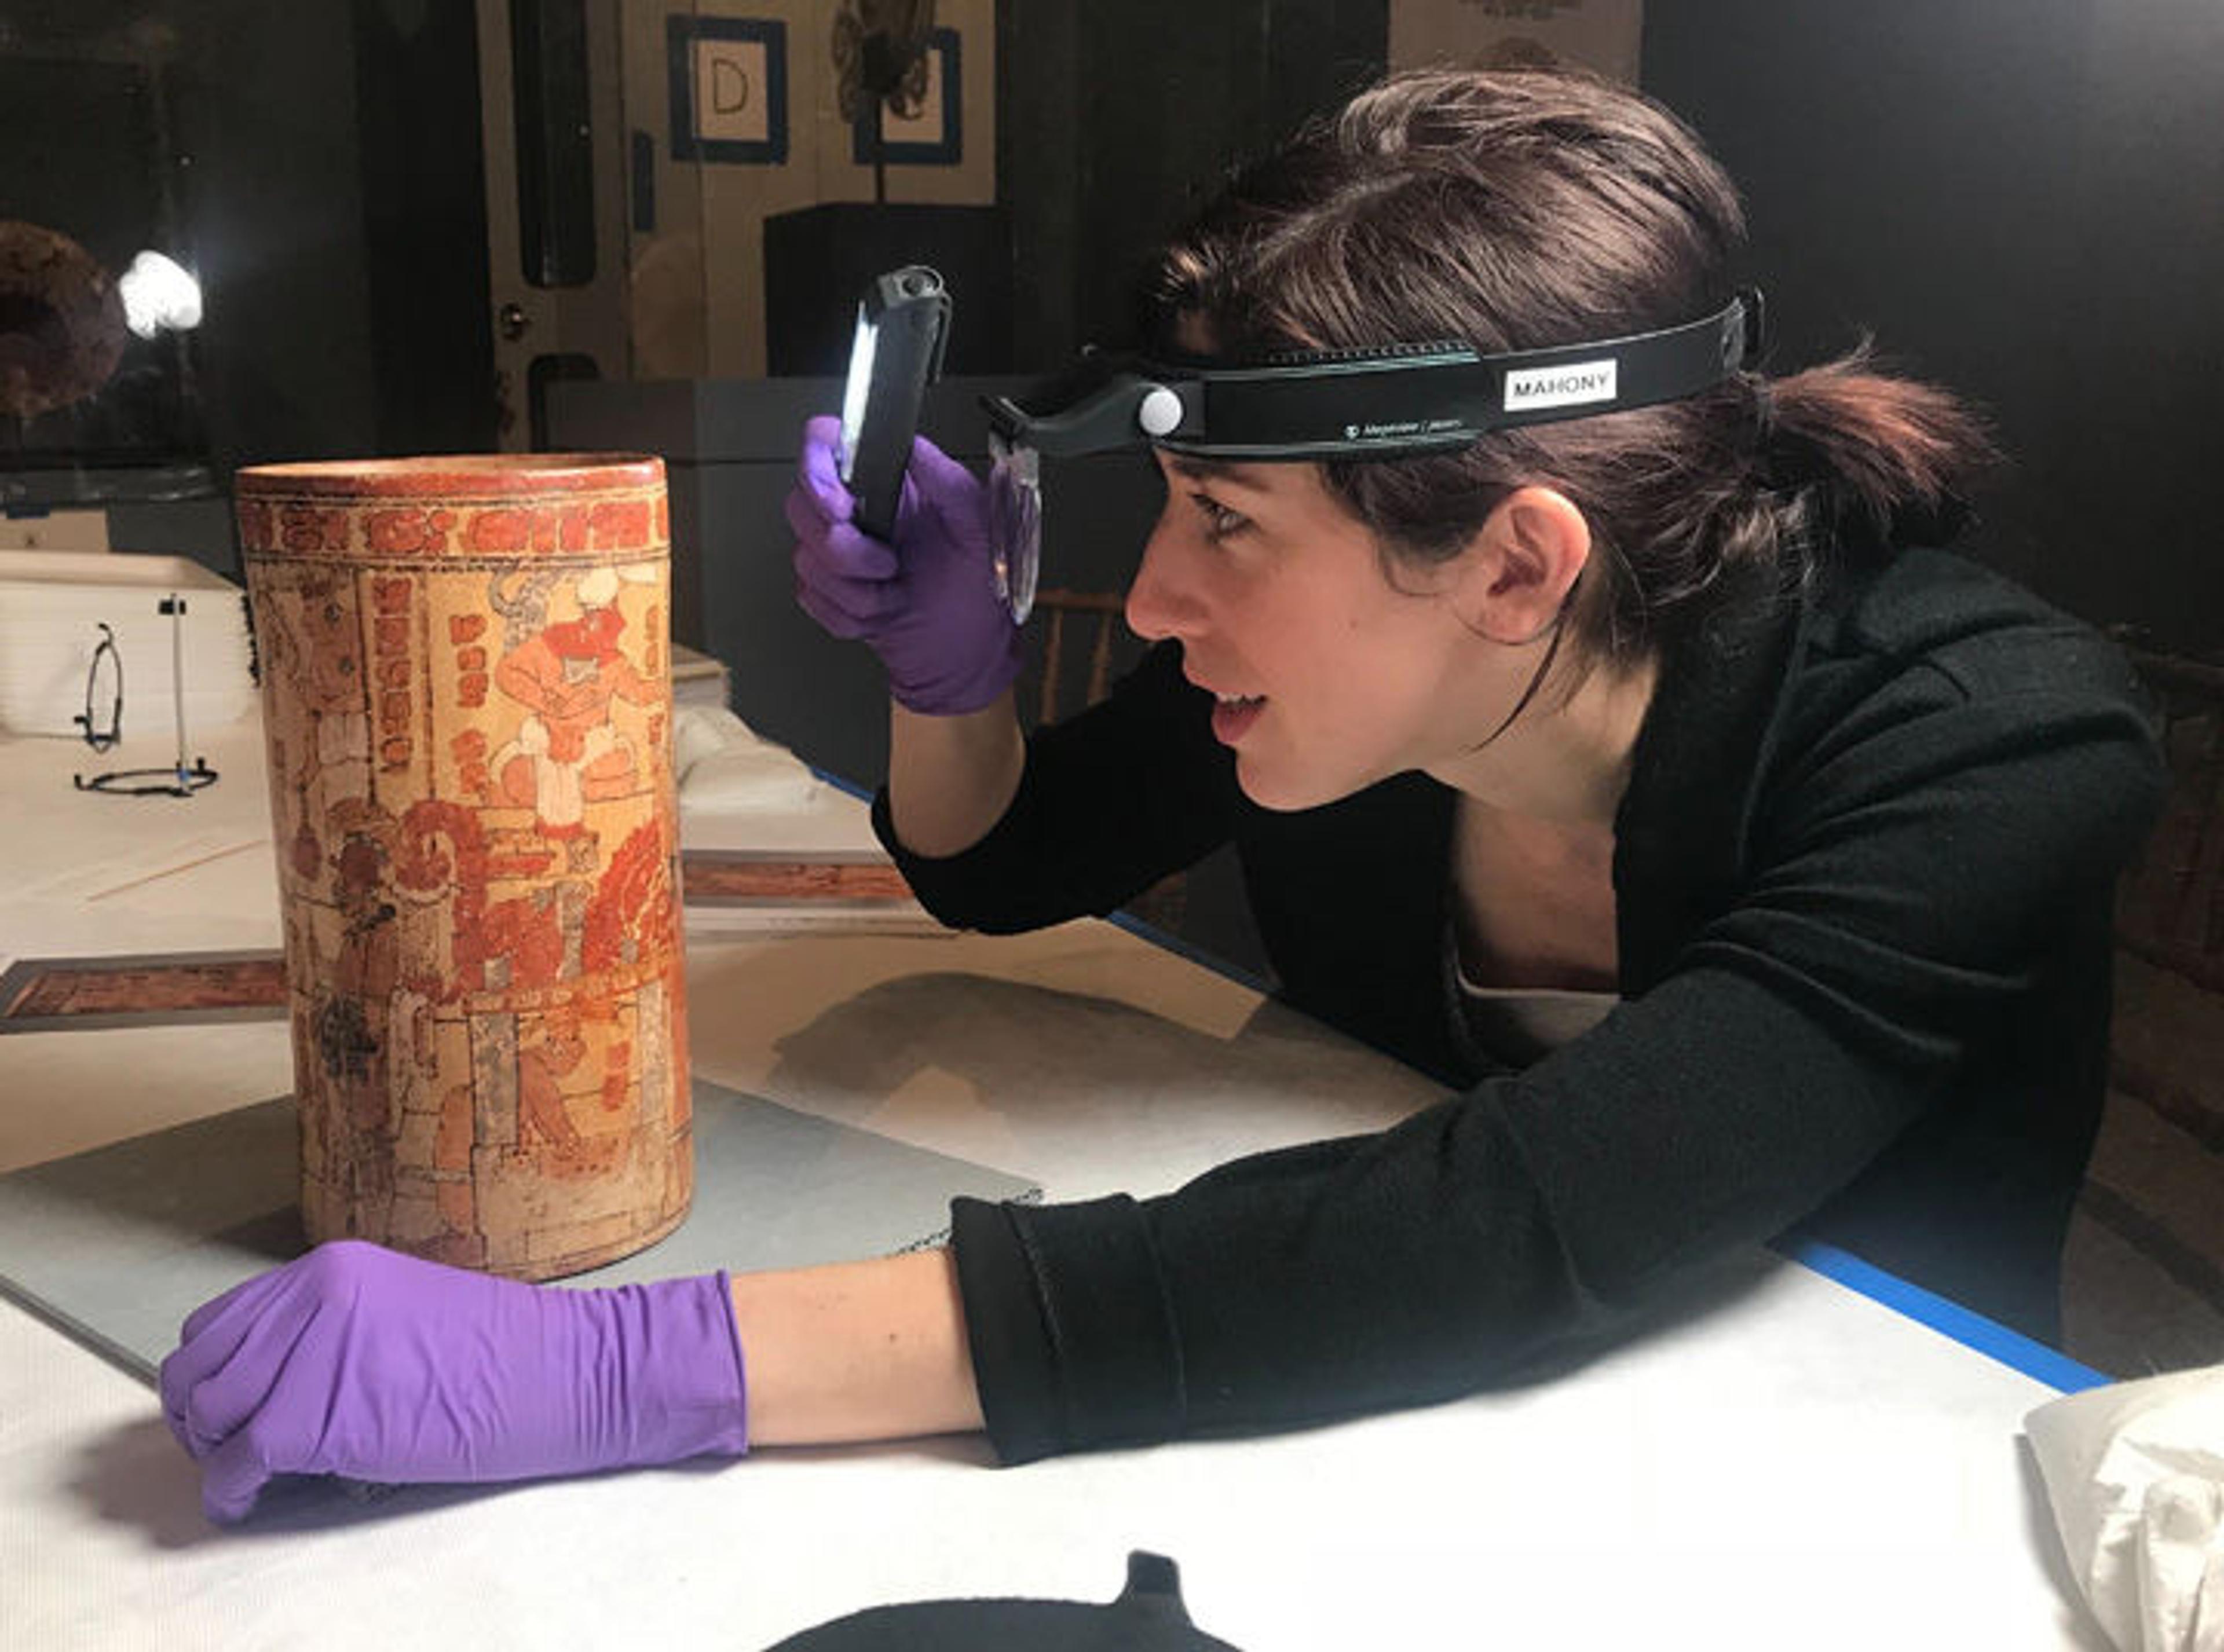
<box><xmin>1451</xmin><ymin>486</ymin><xmax>1592</xmax><ymax>644</ymax></box>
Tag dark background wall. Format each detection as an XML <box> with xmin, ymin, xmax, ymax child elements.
<box><xmin>1641</xmin><ymin>0</ymin><xmax>2224</xmax><ymax>656</ymax></box>
<box><xmin>186</xmin><ymin>0</ymin><xmax>495</xmax><ymax>474</ymax></box>
<box><xmin>996</xmin><ymin>0</ymin><xmax>1388</xmax><ymax>364</ymax></box>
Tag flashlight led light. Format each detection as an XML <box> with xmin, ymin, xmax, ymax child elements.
<box><xmin>838</xmin><ymin>310</ymin><xmax>877</xmax><ymax>488</ymax></box>
<box><xmin>833</xmin><ymin>265</ymin><xmax>950</xmax><ymax>544</ymax></box>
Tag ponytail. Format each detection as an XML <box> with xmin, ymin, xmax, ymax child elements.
<box><xmin>1760</xmin><ymin>346</ymin><xmax>1999</xmax><ymax>534</ymax></box>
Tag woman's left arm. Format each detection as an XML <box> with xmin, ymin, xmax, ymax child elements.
<box><xmin>946</xmin><ymin>648</ymin><xmax>2167</xmax><ymax>1461</ymax></box>
<box><xmin>160</xmin><ymin>1241</ymin><xmax>985</xmax><ymax>1523</ymax></box>
<box><xmin>727</xmin><ymin>1249</ymin><xmax>984</xmax><ymax>1444</ymax></box>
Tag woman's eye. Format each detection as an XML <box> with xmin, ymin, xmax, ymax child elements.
<box><xmin>1191</xmin><ymin>494</ymin><xmax>1250</xmax><ymax>540</ymax></box>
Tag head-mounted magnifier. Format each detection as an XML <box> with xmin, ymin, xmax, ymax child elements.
<box><xmin>981</xmin><ymin>288</ymin><xmax>1764</xmax><ymax>623</ymax></box>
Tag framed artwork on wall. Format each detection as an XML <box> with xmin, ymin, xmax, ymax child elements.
<box><xmin>850</xmin><ymin>26</ymin><xmax>961</xmax><ymax>167</ymax></box>
<box><xmin>668</xmin><ymin>14</ymin><xmax>789</xmax><ymax>165</ymax></box>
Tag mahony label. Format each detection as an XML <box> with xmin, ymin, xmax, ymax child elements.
<box><xmin>1502</xmin><ymin>358</ymin><xmax>1618</xmax><ymax>412</ymax></box>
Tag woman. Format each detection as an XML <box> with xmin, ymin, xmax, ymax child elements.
<box><xmin>161</xmin><ymin>67</ymin><xmax>2160</xmax><ymax>1522</ymax></box>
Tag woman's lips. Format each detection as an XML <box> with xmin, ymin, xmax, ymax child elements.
<box><xmin>1210</xmin><ymin>693</ymin><xmax>1266</xmax><ymax>744</ymax></box>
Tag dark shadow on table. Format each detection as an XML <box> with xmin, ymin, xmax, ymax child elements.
<box><xmin>760</xmin><ymin>967</ymin><xmax>1438</xmax><ymax>1140</ymax></box>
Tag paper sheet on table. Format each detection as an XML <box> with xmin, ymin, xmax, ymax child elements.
<box><xmin>2026</xmin><ymin>1362</ymin><xmax>2224</xmax><ymax>1652</ymax></box>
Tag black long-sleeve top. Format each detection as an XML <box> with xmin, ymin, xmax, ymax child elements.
<box><xmin>872</xmin><ymin>532</ymin><xmax>2164</xmax><ymax>1464</ymax></box>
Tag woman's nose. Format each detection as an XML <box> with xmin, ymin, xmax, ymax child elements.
<box><xmin>1124</xmin><ymin>514</ymin><xmax>1204</xmax><ymax>643</ymax></box>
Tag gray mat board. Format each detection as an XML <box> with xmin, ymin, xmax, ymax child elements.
<box><xmin>0</xmin><ymin>1079</ymin><xmax>1037</xmax><ymax>1383</ymax></box>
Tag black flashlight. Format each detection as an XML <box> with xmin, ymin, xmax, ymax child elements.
<box><xmin>839</xmin><ymin>265</ymin><xmax>952</xmax><ymax>541</ymax></box>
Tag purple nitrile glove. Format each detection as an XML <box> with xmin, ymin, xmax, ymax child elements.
<box><xmin>158</xmin><ymin>1240</ymin><xmax>748</xmax><ymax>1524</ymax></box>
<box><xmin>787</xmin><ymin>414</ymin><xmax>1025</xmax><ymax>716</ymax></box>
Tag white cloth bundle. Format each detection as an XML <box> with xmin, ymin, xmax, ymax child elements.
<box><xmin>2027</xmin><ymin>1363</ymin><xmax>2224</xmax><ymax>1651</ymax></box>
<box><xmin>672</xmin><ymin>704</ymin><xmax>825</xmax><ymax>815</ymax></box>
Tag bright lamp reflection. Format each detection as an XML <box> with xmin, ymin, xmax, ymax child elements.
<box><xmin>838</xmin><ymin>309</ymin><xmax>875</xmax><ymax>485</ymax></box>
<box><xmin>119</xmin><ymin>251</ymin><xmax>203</xmax><ymax>339</ymax></box>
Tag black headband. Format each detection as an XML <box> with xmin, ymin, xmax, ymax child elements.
<box><xmin>985</xmin><ymin>289</ymin><xmax>1766</xmax><ymax>461</ymax></box>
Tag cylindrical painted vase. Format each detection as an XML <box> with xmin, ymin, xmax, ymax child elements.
<box><xmin>235</xmin><ymin>455</ymin><xmax>690</xmax><ymax>1280</ymax></box>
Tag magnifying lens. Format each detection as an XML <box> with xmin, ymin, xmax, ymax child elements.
<box><xmin>837</xmin><ymin>265</ymin><xmax>952</xmax><ymax>544</ymax></box>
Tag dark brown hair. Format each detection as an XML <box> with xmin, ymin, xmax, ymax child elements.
<box><xmin>1143</xmin><ymin>67</ymin><xmax>1996</xmax><ymax>668</ymax></box>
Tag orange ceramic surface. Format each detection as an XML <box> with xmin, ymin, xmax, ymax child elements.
<box><xmin>236</xmin><ymin>455</ymin><xmax>690</xmax><ymax>1279</ymax></box>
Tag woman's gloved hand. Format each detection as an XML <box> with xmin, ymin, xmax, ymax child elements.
<box><xmin>787</xmin><ymin>414</ymin><xmax>1024</xmax><ymax>715</ymax></box>
<box><xmin>158</xmin><ymin>1240</ymin><xmax>749</xmax><ymax>1524</ymax></box>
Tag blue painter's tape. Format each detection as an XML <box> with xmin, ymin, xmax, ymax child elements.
<box><xmin>1782</xmin><ymin>1237</ymin><xmax>2112</xmax><ymax>1394</ymax></box>
<box><xmin>808</xmin><ymin>766</ymin><xmax>872</xmax><ymax>802</ymax></box>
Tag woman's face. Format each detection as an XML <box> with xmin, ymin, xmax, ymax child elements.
<box><xmin>1125</xmin><ymin>451</ymin><xmax>1520</xmax><ymax>811</ymax></box>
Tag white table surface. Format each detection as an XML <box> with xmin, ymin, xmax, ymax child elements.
<box><xmin>0</xmin><ymin>712</ymin><xmax>2112</xmax><ymax>1650</ymax></box>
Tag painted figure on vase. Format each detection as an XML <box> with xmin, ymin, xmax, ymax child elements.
<box><xmin>492</xmin><ymin>563</ymin><xmax>664</xmax><ymax>837</ymax></box>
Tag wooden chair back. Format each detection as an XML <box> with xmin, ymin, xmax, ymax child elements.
<box><xmin>1019</xmin><ymin>588</ymin><xmax>1187</xmax><ymax>933</ymax></box>
<box><xmin>2115</xmin><ymin>648</ymin><xmax>2224</xmax><ymax>994</ymax></box>
<box><xmin>1025</xmin><ymin>588</ymin><xmax>1135</xmax><ymax>727</ymax></box>
<box><xmin>2065</xmin><ymin>641</ymin><xmax>2224</xmax><ymax>1373</ymax></box>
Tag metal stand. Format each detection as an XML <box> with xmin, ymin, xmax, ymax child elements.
<box><xmin>74</xmin><ymin>592</ymin><xmax>219</xmax><ymax>797</ymax></box>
